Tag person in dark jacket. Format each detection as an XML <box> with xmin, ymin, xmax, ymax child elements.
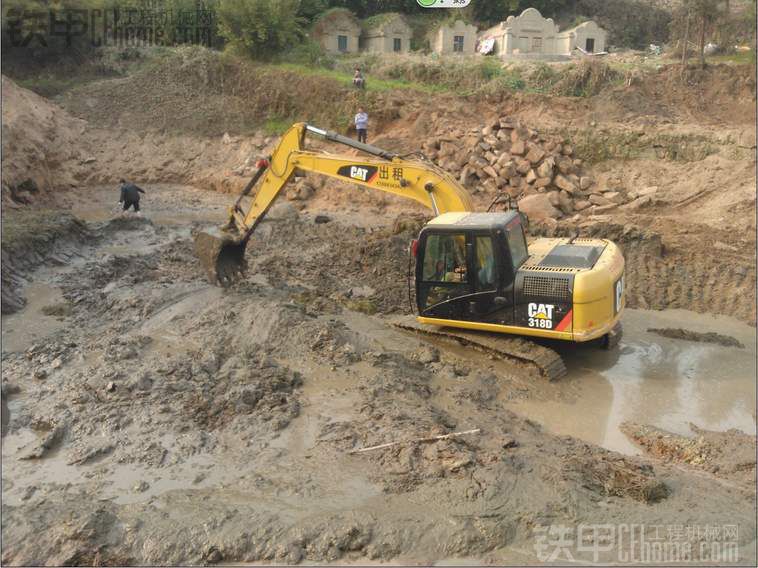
<box><xmin>118</xmin><ymin>179</ymin><xmax>145</xmax><ymax>212</ymax></box>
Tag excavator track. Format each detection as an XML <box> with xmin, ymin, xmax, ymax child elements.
<box><xmin>394</xmin><ymin>321</ymin><xmax>567</xmax><ymax>381</ymax></box>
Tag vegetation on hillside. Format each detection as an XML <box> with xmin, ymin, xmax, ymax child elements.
<box><xmin>2</xmin><ymin>0</ymin><xmax>753</xmax><ymax>99</ymax></box>
<box><xmin>0</xmin><ymin>0</ymin><xmax>699</xmax><ymax>60</ymax></box>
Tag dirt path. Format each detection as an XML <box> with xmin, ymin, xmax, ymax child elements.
<box><xmin>1</xmin><ymin>185</ymin><xmax>755</xmax><ymax>565</ymax></box>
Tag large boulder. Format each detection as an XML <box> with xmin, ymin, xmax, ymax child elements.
<box><xmin>589</xmin><ymin>194</ymin><xmax>613</xmax><ymax>207</ymax></box>
<box><xmin>519</xmin><ymin>193</ymin><xmax>562</xmax><ymax>221</ymax></box>
<box><xmin>556</xmin><ymin>156</ymin><xmax>574</xmax><ymax>175</ymax></box>
<box><xmin>482</xmin><ymin>165</ymin><xmax>498</xmax><ymax>179</ymax></box>
<box><xmin>525</xmin><ymin>146</ymin><xmax>545</xmax><ymax>165</ymax></box>
<box><xmin>603</xmin><ymin>191</ymin><xmax>626</xmax><ymax>204</ymax></box>
<box><xmin>558</xmin><ymin>190</ymin><xmax>574</xmax><ymax>214</ymax></box>
<box><xmin>554</xmin><ymin>174</ymin><xmax>578</xmax><ymax>195</ymax></box>
<box><xmin>499</xmin><ymin>160</ymin><xmax>516</xmax><ymax>178</ymax></box>
<box><xmin>621</xmin><ymin>195</ymin><xmax>653</xmax><ymax>211</ymax></box>
<box><xmin>536</xmin><ymin>157</ymin><xmax>554</xmax><ymax>180</ymax></box>
<box><xmin>574</xmin><ymin>199</ymin><xmax>592</xmax><ymax>211</ymax></box>
<box><xmin>516</xmin><ymin>159</ymin><xmax>531</xmax><ymax>175</ymax></box>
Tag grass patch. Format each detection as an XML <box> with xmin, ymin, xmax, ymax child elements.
<box><xmin>2</xmin><ymin>210</ymin><xmax>64</xmax><ymax>247</ymax></box>
<box><xmin>15</xmin><ymin>75</ymin><xmax>96</xmax><ymax>98</ymax></box>
<box><xmin>551</xmin><ymin>59</ymin><xmax>626</xmax><ymax>97</ymax></box>
<box><xmin>272</xmin><ymin>62</ymin><xmax>448</xmax><ymax>93</ymax></box>
<box><xmin>707</xmin><ymin>50</ymin><xmax>755</xmax><ymax>65</ymax></box>
<box><xmin>262</xmin><ymin>116</ymin><xmax>292</xmax><ymax>136</ymax></box>
<box><xmin>344</xmin><ymin>298</ymin><xmax>378</xmax><ymax>315</ymax></box>
<box><xmin>561</xmin><ymin>128</ymin><xmax>718</xmax><ymax>164</ymax></box>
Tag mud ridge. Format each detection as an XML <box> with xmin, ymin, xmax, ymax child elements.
<box><xmin>647</xmin><ymin>327</ymin><xmax>745</xmax><ymax>348</ymax></box>
<box><xmin>1</xmin><ymin>214</ymin><xmax>92</xmax><ymax>314</ymax></box>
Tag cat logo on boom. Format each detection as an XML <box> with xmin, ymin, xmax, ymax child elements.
<box><xmin>528</xmin><ymin>302</ymin><xmax>555</xmax><ymax>329</ymax></box>
<box><xmin>337</xmin><ymin>165</ymin><xmax>377</xmax><ymax>183</ymax></box>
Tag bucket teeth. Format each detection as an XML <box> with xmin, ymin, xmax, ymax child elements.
<box><xmin>194</xmin><ymin>228</ymin><xmax>248</xmax><ymax>287</ymax></box>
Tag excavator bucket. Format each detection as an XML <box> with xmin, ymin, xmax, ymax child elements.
<box><xmin>194</xmin><ymin>228</ymin><xmax>248</xmax><ymax>286</ymax></box>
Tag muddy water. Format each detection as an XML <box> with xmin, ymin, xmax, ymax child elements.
<box><xmin>509</xmin><ymin>308</ymin><xmax>757</xmax><ymax>454</ymax></box>
<box><xmin>1</xmin><ymin>282</ymin><xmax>67</xmax><ymax>353</ymax></box>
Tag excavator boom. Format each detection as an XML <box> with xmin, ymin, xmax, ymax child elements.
<box><xmin>195</xmin><ymin>122</ymin><xmax>474</xmax><ymax>285</ymax></box>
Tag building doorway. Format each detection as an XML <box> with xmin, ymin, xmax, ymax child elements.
<box><xmin>585</xmin><ymin>38</ymin><xmax>595</xmax><ymax>52</ymax></box>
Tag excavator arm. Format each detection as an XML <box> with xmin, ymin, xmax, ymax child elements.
<box><xmin>195</xmin><ymin>122</ymin><xmax>475</xmax><ymax>285</ymax></box>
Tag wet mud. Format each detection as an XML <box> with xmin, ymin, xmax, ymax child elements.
<box><xmin>1</xmin><ymin>185</ymin><xmax>755</xmax><ymax>565</ymax></box>
<box><xmin>646</xmin><ymin>327</ymin><xmax>745</xmax><ymax>348</ymax></box>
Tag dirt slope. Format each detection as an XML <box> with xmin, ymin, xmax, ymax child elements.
<box><xmin>1</xmin><ymin>77</ymin><xmax>89</xmax><ymax>205</ymax></box>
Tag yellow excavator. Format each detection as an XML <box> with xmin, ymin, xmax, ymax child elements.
<box><xmin>195</xmin><ymin>123</ymin><xmax>625</xmax><ymax>379</ymax></box>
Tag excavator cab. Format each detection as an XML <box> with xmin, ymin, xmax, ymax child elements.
<box><xmin>414</xmin><ymin>210</ymin><xmax>624</xmax><ymax>347</ymax></box>
<box><xmin>415</xmin><ymin>211</ymin><xmax>527</xmax><ymax>326</ymax></box>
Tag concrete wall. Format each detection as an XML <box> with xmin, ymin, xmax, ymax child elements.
<box><xmin>319</xmin><ymin>30</ymin><xmax>360</xmax><ymax>54</ymax></box>
<box><xmin>478</xmin><ymin>8</ymin><xmax>606</xmax><ymax>58</ymax></box>
<box><xmin>497</xmin><ymin>8</ymin><xmax>560</xmax><ymax>56</ymax></box>
<box><xmin>432</xmin><ymin>20</ymin><xmax>478</xmax><ymax>55</ymax></box>
<box><xmin>565</xmin><ymin>20</ymin><xmax>607</xmax><ymax>53</ymax></box>
<box><xmin>363</xmin><ymin>34</ymin><xmax>410</xmax><ymax>53</ymax></box>
<box><xmin>363</xmin><ymin>17</ymin><xmax>412</xmax><ymax>53</ymax></box>
<box><xmin>312</xmin><ymin>11</ymin><xmax>361</xmax><ymax>54</ymax></box>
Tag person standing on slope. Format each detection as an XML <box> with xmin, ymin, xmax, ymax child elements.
<box><xmin>354</xmin><ymin>107</ymin><xmax>369</xmax><ymax>144</ymax></box>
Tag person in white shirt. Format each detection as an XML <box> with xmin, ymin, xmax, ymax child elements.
<box><xmin>354</xmin><ymin>107</ymin><xmax>368</xmax><ymax>143</ymax></box>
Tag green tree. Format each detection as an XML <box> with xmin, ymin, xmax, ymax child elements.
<box><xmin>217</xmin><ymin>0</ymin><xmax>305</xmax><ymax>59</ymax></box>
<box><xmin>298</xmin><ymin>0</ymin><xmax>328</xmax><ymax>19</ymax></box>
<box><xmin>461</xmin><ymin>0</ymin><xmax>518</xmax><ymax>27</ymax></box>
<box><xmin>671</xmin><ymin>0</ymin><xmax>723</xmax><ymax>68</ymax></box>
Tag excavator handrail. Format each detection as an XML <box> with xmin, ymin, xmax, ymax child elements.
<box><xmin>230</xmin><ymin>122</ymin><xmax>475</xmax><ymax>237</ymax></box>
<box><xmin>303</xmin><ymin>124</ymin><xmax>397</xmax><ymax>160</ymax></box>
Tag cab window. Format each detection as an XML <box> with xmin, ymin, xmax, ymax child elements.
<box><xmin>422</xmin><ymin>233</ymin><xmax>468</xmax><ymax>283</ymax></box>
<box><xmin>475</xmin><ymin>236</ymin><xmax>496</xmax><ymax>291</ymax></box>
<box><xmin>506</xmin><ymin>222</ymin><xmax>528</xmax><ymax>270</ymax></box>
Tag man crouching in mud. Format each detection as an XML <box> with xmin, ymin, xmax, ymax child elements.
<box><xmin>118</xmin><ymin>178</ymin><xmax>145</xmax><ymax>214</ymax></box>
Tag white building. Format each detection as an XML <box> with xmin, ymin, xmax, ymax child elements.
<box><xmin>311</xmin><ymin>8</ymin><xmax>361</xmax><ymax>54</ymax></box>
<box><xmin>361</xmin><ymin>13</ymin><xmax>412</xmax><ymax>54</ymax></box>
<box><xmin>563</xmin><ymin>20</ymin><xmax>608</xmax><ymax>54</ymax></box>
<box><xmin>478</xmin><ymin>8</ymin><xmax>607</xmax><ymax>59</ymax></box>
<box><xmin>430</xmin><ymin>20</ymin><xmax>478</xmax><ymax>55</ymax></box>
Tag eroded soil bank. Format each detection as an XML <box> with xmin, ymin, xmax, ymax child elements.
<box><xmin>1</xmin><ymin>186</ymin><xmax>755</xmax><ymax>565</ymax></box>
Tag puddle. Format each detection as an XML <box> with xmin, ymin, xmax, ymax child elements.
<box><xmin>0</xmin><ymin>427</ymin><xmax>86</xmax><ymax>505</ymax></box>
<box><xmin>1</xmin><ymin>282</ymin><xmax>67</xmax><ymax>353</ymax></box>
<box><xmin>509</xmin><ymin>308</ymin><xmax>757</xmax><ymax>454</ymax></box>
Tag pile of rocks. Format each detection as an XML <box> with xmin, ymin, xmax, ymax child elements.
<box><xmin>421</xmin><ymin>117</ymin><xmax>654</xmax><ymax>221</ymax></box>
